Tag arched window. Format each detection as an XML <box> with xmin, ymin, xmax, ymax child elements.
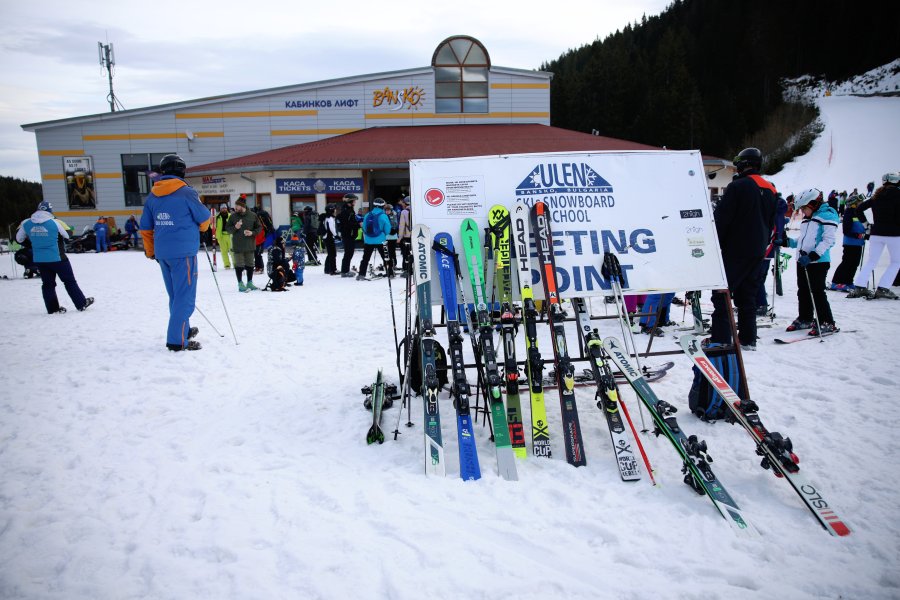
<box><xmin>432</xmin><ymin>36</ymin><xmax>490</xmax><ymax>114</ymax></box>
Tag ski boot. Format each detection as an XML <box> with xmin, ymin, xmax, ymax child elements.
<box><xmin>78</xmin><ymin>297</ymin><xmax>94</xmax><ymax>311</ymax></box>
<box><xmin>785</xmin><ymin>319</ymin><xmax>812</xmax><ymax>332</ymax></box>
<box><xmin>246</xmin><ymin>281</ymin><xmax>259</xmax><ymax>291</ymax></box>
<box><xmin>846</xmin><ymin>287</ymin><xmax>875</xmax><ymax>299</ymax></box>
<box><xmin>809</xmin><ymin>322</ymin><xmax>839</xmax><ymax>336</ymax></box>
<box><xmin>874</xmin><ymin>287</ymin><xmax>899</xmax><ymax>300</ymax></box>
<box><xmin>167</xmin><ymin>340</ymin><xmax>201</xmax><ymax>351</ymax></box>
<box><xmin>238</xmin><ymin>282</ymin><xmax>248</xmax><ymax>293</ymax></box>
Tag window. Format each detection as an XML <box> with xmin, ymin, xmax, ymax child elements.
<box><xmin>432</xmin><ymin>36</ymin><xmax>490</xmax><ymax>114</ymax></box>
<box><xmin>122</xmin><ymin>153</ymin><xmax>172</xmax><ymax>207</ymax></box>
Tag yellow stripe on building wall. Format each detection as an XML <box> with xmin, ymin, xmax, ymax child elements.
<box><xmin>490</xmin><ymin>83</ymin><xmax>550</xmax><ymax>89</ymax></box>
<box><xmin>81</xmin><ymin>132</ymin><xmax>224</xmax><ymax>141</ymax></box>
<box><xmin>364</xmin><ymin>111</ymin><xmax>550</xmax><ymax>120</ymax></box>
<box><xmin>175</xmin><ymin>110</ymin><xmax>317</xmax><ymax>119</ymax></box>
<box><xmin>39</xmin><ymin>149</ymin><xmax>84</xmax><ymax>156</ymax></box>
<box><xmin>271</xmin><ymin>128</ymin><xmax>359</xmax><ymax>136</ymax></box>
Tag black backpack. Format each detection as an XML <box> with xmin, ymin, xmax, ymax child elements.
<box><xmin>688</xmin><ymin>347</ymin><xmax>742</xmax><ymax>421</ymax></box>
<box><xmin>398</xmin><ymin>334</ymin><xmax>449</xmax><ymax>394</ymax></box>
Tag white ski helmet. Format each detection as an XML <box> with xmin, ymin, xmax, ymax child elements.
<box><xmin>882</xmin><ymin>172</ymin><xmax>900</xmax><ymax>185</ymax></box>
<box><xmin>794</xmin><ymin>188</ymin><xmax>823</xmax><ymax>211</ymax></box>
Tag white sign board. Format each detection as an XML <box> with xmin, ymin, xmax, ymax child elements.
<box><xmin>410</xmin><ymin>150</ymin><xmax>726</xmax><ymax>300</ymax></box>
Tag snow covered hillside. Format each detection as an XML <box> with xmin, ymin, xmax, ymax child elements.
<box><xmin>2</xmin><ymin>91</ymin><xmax>899</xmax><ymax>599</ymax></box>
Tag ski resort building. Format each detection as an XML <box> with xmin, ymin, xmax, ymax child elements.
<box><xmin>21</xmin><ymin>35</ymin><xmax>729</xmax><ymax>231</ymax></box>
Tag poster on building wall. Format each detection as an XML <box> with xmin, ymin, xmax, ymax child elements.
<box><xmin>410</xmin><ymin>150</ymin><xmax>726</xmax><ymax>300</ymax></box>
<box><xmin>63</xmin><ymin>156</ymin><xmax>97</xmax><ymax>209</ymax></box>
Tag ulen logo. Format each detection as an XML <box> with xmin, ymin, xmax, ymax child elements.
<box><xmin>515</xmin><ymin>162</ymin><xmax>613</xmax><ymax>197</ymax></box>
<box><xmin>424</xmin><ymin>188</ymin><xmax>445</xmax><ymax>207</ymax></box>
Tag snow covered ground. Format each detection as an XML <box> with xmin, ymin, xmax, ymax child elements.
<box><xmin>2</xmin><ymin>94</ymin><xmax>899</xmax><ymax>599</ymax></box>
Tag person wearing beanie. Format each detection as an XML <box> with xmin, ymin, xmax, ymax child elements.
<box><xmin>356</xmin><ymin>197</ymin><xmax>391</xmax><ymax>280</ymax></box>
<box><xmin>226</xmin><ymin>196</ymin><xmax>262</xmax><ymax>292</ymax></box>
<box><xmin>214</xmin><ymin>205</ymin><xmax>233</xmax><ymax>269</ymax></box>
<box><xmin>15</xmin><ymin>200</ymin><xmax>93</xmax><ymax>314</ymax></box>
<box><xmin>140</xmin><ymin>154</ymin><xmax>211</xmax><ymax>351</ymax></box>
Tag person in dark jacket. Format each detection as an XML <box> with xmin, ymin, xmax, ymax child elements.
<box><xmin>708</xmin><ymin>147</ymin><xmax>778</xmax><ymax>350</ymax></box>
<box><xmin>140</xmin><ymin>154</ymin><xmax>211</xmax><ymax>351</ymax></box>
<box><xmin>125</xmin><ymin>215</ymin><xmax>140</xmax><ymax>248</ymax></box>
<box><xmin>302</xmin><ymin>206</ymin><xmax>320</xmax><ymax>263</ymax></box>
<box><xmin>848</xmin><ymin>172</ymin><xmax>900</xmax><ymax>299</ymax></box>
<box><xmin>16</xmin><ymin>201</ymin><xmax>93</xmax><ymax>314</ymax></box>
<box><xmin>829</xmin><ymin>194</ymin><xmax>867</xmax><ymax>291</ymax></box>
<box><xmin>339</xmin><ymin>195</ymin><xmax>360</xmax><ymax>277</ymax></box>
<box><xmin>226</xmin><ymin>197</ymin><xmax>262</xmax><ymax>292</ymax></box>
<box><xmin>322</xmin><ymin>206</ymin><xmax>337</xmax><ymax>274</ymax></box>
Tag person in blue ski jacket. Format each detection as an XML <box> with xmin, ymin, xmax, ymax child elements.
<box><xmin>93</xmin><ymin>216</ymin><xmax>109</xmax><ymax>252</ymax></box>
<box><xmin>785</xmin><ymin>188</ymin><xmax>839</xmax><ymax>335</ymax></box>
<box><xmin>355</xmin><ymin>197</ymin><xmax>392</xmax><ymax>280</ymax></box>
<box><xmin>829</xmin><ymin>193</ymin><xmax>867</xmax><ymax>291</ymax></box>
<box><xmin>16</xmin><ymin>201</ymin><xmax>93</xmax><ymax>314</ymax></box>
<box><xmin>125</xmin><ymin>215</ymin><xmax>140</xmax><ymax>248</ymax></box>
<box><xmin>140</xmin><ymin>154</ymin><xmax>211</xmax><ymax>351</ymax></box>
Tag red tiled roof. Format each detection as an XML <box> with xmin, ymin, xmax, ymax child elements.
<box><xmin>187</xmin><ymin>124</ymin><xmax>661</xmax><ymax>174</ymax></box>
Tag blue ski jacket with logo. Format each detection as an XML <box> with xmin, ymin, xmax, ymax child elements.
<box><xmin>140</xmin><ymin>176</ymin><xmax>211</xmax><ymax>260</ymax></box>
<box><xmin>16</xmin><ymin>210</ymin><xmax>70</xmax><ymax>263</ymax></box>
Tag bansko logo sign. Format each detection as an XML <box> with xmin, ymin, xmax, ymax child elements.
<box><xmin>424</xmin><ymin>188</ymin><xmax>445</xmax><ymax>207</ymax></box>
<box><xmin>515</xmin><ymin>162</ymin><xmax>616</xmax><ymax>223</ymax></box>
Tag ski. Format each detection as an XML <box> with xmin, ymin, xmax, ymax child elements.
<box><xmin>512</xmin><ymin>204</ymin><xmax>552</xmax><ymax>457</ymax></box>
<box><xmin>678</xmin><ymin>334</ymin><xmax>851</xmax><ymax>536</ymax></box>
<box><xmin>773</xmin><ymin>329</ymin><xmax>853</xmax><ymax>344</ymax></box>
<box><xmin>530</xmin><ymin>201</ymin><xmax>586</xmax><ymax>467</ymax></box>
<box><xmin>366</xmin><ymin>368</ymin><xmax>386</xmax><ymax>445</ymax></box>
<box><xmin>460</xmin><ymin>219</ymin><xmax>518</xmax><ymax>481</ymax></box>
<box><xmin>572</xmin><ymin>297</ymin><xmax>650</xmax><ymax>482</ymax></box>
<box><xmin>433</xmin><ymin>232</ymin><xmax>481</xmax><ymax>481</ymax></box>
<box><xmin>414</xmin><ymin>225</ymin><xmax>445</xmax><ymax>476</ymax></box>
<box><xmin>603</xmin><ymin>337</ymin><xmax>755</xmax><ymax>535</ymax></box>
<box><xmin>489</xmin><ymin>205</ymin><xmax>527</xmax><ymax>459</ymax></box>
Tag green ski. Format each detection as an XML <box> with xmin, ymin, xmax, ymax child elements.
<box><xmin>460</xmin><ymin>218</ymin><xmax>518</xmax><ymax>480</ymax></box>
<box><xmin>366</xmin><ymin>368</ymin><xmax>386</xmax><ymax>445</ymax></box>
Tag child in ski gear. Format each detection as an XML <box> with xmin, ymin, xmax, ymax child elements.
<box><xmin>265</xmin><ymin>236</ymin><xmax>295</xmax><ymax>291</ymax></box>
<box><xmin>757</xmin><ymin>192</ymin><xmax>790</xmax><ymax>314</ymax></box>
<box><xmin>214</xmin><ymin>206</ymin><xmax>233</xmax><ymax>269</ymax></box>
<box><xmin>709</xmin><ymin>148</ymin><xmax>778</xmax><ymax>349</ymax></box>
<box><xmin>139</xmin><ymin>154</ymin><xmax>211</xmax><ymax>350</ymax></box>
<box><xmin>291</xmin><ymin>240</ymin><xmax>305</xmax><ymax>285</ymax></box>
<box><xmin>785</xmin><ymin>188</ymin><xmax>839</xmax><ymax>335</ymax></box>
<box><xmin>847</xmin><ymin>173</ymin><xmax>900</xmax><ymax>299</ymax></box>
<box><xmin>93</xmin><ymin>216</ymin><xmax>109</xmax><ymax>252</ymax></box>
<box><xmin>16</xmin><ymin>200</ymin><xmax>93</xmax><ymax>314</ymax></box>
<box><xmin>225</xmin><ymin>196</ymin><xmax>262</xmax><ymax>292</ymax></box>
<box><xmin>356</xmin><ymin>198</ymin><xmax>392</xmax><ymax>280</ymax></box>
<box><xmin>829</xmin><ymin>194</ymin><xmax>867</xmax><ymax>291</ymax></box>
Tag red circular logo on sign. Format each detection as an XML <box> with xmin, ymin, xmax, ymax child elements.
<box><xmin>424</xmin><ymin>188</ymin><xmax>445</xmax><ymax>207</ymax></box>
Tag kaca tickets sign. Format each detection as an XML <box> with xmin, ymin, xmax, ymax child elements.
<box><xmin>410</xmin><ymin>150</ymin><xmax>726</xmax><ymax>300</ymax></box>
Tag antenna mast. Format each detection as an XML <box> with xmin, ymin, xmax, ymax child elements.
<box><xmin>98</xmin><ymin>42</ymin><xmax>120</xmax><ymax>112</ymax></box>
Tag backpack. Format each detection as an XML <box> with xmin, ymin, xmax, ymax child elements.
<box><xmin>688</xmin><ymin>347</ymin><xmax>742</xmax><ymax>421</ymax></box>
<box><xmin>363</xmin><ymin>212</ymin><xmax>381</xmax><ymax>238</ymax></box>
<box><xmin>398</xmin><ymin>334</ymin><xmax>449</xmax><ymax>394</ymax></box>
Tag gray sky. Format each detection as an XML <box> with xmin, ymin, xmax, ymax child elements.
<box><xmin>1</xmin><ymin>0</ymin><xmax>671</xmax><ymax>182</ymax></box>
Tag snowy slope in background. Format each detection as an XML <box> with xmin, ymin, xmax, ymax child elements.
<box><xmin>772</xmin><ymin>59</ymin><xmax>900</xmax><ymax>196</ymax></box>
<box><xmin>2</xmin><ymin>86</ymin><xmax>900</xmax><ymax>598</ymax></box>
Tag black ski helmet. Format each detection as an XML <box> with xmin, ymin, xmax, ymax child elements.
<box><xmin>159</xmin><ymin>154</ymin><xmax>187</xmax><ymax>178</ymax></box>
<box><xmin>733</xmin><ymin>147</ymin><xmax>762</xmax><ymax>172</ymax></box>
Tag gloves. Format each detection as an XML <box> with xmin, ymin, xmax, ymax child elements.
<box><xmin>244</xmin><ymin>230</ymin><xmax>254</xmax><ymax>237</ymax></box>
<box><xmin>797</xmin><ymin>253</ymin><xmax>810</xmax><ymax>267</ymax></box>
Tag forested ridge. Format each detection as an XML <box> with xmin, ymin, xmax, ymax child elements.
<box><xmin>543</xmin><ymin>0</ymin><xmax>900</xmax><ymax>161</ymax></box>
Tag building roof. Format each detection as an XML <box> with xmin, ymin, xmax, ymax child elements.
<box><xmin>187</xmin><ymin>124</ymin><xmax>661</xmax><ymax>175</ymax></box>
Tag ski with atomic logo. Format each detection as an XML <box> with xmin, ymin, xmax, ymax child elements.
<box><xmin>529</xmin><ymin>201</ymin><xmax>586</xmax><ymax>467</ymax></box>
<box><xmin>414</xmin><ymin>224</ymin><xmax>445</xmax><ymax>476</ymax></box>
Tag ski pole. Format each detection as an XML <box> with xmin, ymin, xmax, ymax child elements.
<box><xmin>195</xmin><ymin>306</ymin><xmax>224</xmax><ymax>337</ymax></box>
<box><xmin>381</xmin><ymin>243</ymin><xmax>402</xmax><ymax>385</ymax></box>
<box><xmin>803</xmin><ymin>266</ymin><xmax>825</xmax><ymax>342</ymax></box>
<box><xmin>202</xmin><ymin>243</ymin><xmax>239</xmax><ymax>345</ymax></box>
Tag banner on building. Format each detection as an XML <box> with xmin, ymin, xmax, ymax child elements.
<box><xmin>276</xmin><ymin>178</ymin><xmax>363</xmax><ymax>195</ymax></box>
<box><xmin>410</xmin><ymin>150</ymin><xmax>726</xmax><ymax>299</ymax></box>
<box><xmin>63</xmin><ymin>156</ymin><xmax>97</xmax><ymax>209</ymax></box>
